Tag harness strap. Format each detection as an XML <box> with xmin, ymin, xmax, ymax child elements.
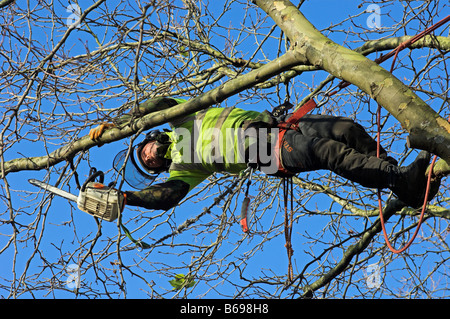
<box><xmin>274</xmin><ymin>98</ymin><xmax>317</xmax><ymax>176</ymax></box>
<box><xmin>284</xmin><ymin>98</ymin><xmax>317</xmax><ymax>125</ymax></box>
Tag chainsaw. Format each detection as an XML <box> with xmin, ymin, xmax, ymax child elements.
<box><xmin>29</xmin><ymin>169</ymin><xmax>124</xmax><ymax>222</ymax></box>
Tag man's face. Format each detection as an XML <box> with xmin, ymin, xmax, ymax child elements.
<box><xmin>140</xmin><ymin>140</ymin><xmax>165</xmax><ymax>169</ymax></box>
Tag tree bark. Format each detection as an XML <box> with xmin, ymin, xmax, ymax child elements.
<box><xmin>254</xmin><ymin>0</ymin><xmax>450</xmax><ymax>162</ymax></box>
<box><xmin>2</xmin><ymin>0</ymin><xmax>450</xmax><ymax>175</ymax></box>
<box><xmin>1</xmin><ymin>51</ymin><xmax>305</xmax><ymax>176</ymax></box>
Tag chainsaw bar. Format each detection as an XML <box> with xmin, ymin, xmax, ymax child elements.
<box><xmin>28</xmin><ymin>179</ymin><xmax>78</xmax><ymax>202</ymax></box>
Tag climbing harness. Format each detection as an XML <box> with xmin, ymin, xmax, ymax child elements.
<box><xmin>274</xmin><ymin>99</ymin><xmax>316</xmax><ymax>176</ymax></box>
<box><xmin>273</xmin><ymin>82</ymin><xmax>342</xmax><ymax>176</ymax></box>
<box><xmin>272</xmin><ymin>91</ymin><xmax>325</xmax><ymax>282</ymax></box>
<box><xmin>273</xmin><ymin>78</ymin><xmax>342</xmax><ymax>282</ymax></box>
<box><xmin>272</xmin><ymin>80</ymin><xmax>349</xmax><ymax>281</ymax></box>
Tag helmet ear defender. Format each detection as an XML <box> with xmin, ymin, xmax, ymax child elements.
<box><xmin>141</xmin><ymin>129</ymin><xmax>170</xmax><ymax>144</ymax></box>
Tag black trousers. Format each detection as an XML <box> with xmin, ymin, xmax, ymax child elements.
<box><xmin>281</xmin><ymin>115</ymin><xmax>398</xmax><ymax>189</ymax></box>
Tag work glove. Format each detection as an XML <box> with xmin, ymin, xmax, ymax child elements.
<box><xmin>89</xmin><ymin>123</ymin><xmax>116</xmax><ymax>140</ymax></box>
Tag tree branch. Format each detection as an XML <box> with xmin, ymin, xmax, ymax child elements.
<box><xmin>300</xmin><ymin>199</ymin><xmax>406</xmax><ymax>297</ymax></box>
<box><xmin>254</xmin><ymin>0</ymin><xmax>450</xmax><ymax>162</ymax></box>
<box><xmin>2</xmin><ymin>51</ymin><xmax>306</xmax><ymax>176</ymax></box>
<box><xmin>0</xmin><ymin>0</ymin><xmax>14</xmax><ymax>9</ymax></box>
<box><xmin>293</xmin><ymin>177</ymin><xmax>450</xmax><ymax>220</ymax></box>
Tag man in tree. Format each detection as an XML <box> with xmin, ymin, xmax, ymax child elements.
<box><xmin>90</xmin><ymin>97</ymin><xmax>438</xmax><ymax>212</ymax></box>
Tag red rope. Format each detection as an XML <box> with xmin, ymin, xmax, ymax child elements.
<box><xmin>309</xmin><ymin>15</ymin><xmax>449</xmax><ymax>254</ymax></box>
<box><xmin>377</xmin><ymin>156</ymin><xmax>438</xmax><ymax>254</ymax></box>
<box><xmin>374</xmin><ymin>14</ymin><xmax>450</xmax><ymax>65</ymax></box>
<box><xmin>376</xmin><ymin>15</ymin><xmax>450</xmax><ymax>253</ymax></box>
<box><xmin>326</xmin><ymin>15</ymin><xmax>450</xmax><ymax>98</ymax></box>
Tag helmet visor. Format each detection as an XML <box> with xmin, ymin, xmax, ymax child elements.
<box><xmin>113</xmin><ymin>148</ymin><xmax>158</xmax><ymax>190</ymax></box>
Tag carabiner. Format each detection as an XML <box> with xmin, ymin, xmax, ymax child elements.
<box><xmin>315</xmin><ymin>82</ymin><xmax>341</xmax><ymax>107</ymax></box>
<box><xmin>315</xmin><ymin>91</ymin><xmax>330</xmax><ymax>108</ymax></box>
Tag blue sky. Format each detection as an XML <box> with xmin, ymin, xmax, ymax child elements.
<box><xmin>1</xmin><ymin>0</ymin><xmax>449</xmax><ymax>299</ymax></box>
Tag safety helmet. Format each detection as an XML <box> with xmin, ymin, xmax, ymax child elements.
<box><xmin>113</xmin><ymin>129</ymin><xmax>172</xmax><ymax>189</ymax></box>
<box><xmin>135</xmin><ymin>129</ymin><xmax>171</xmax><ymax>173</ymax></box>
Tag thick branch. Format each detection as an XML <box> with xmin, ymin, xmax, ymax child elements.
<box><xmin>357</xmin><ymin>35</ymin><xmax>450</xmax><ymax>56</ymax></box>
<box><xmin>2</xmin><ymin>51</ymin><xmax>306</xmax><ymax>176</ymax></box>
<box><xmin>0</xmin><ymin>0</ymin><xmax>14</xmax><ymax>9</ymax></box>
<box><xmin>254</xmin><ymin>0</ymin><xmax>450</xmax><ymax>162</ymax></box>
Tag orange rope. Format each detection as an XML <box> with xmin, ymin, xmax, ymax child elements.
<box><xmin>376</xmin><ymin>15</ymin><xmax>450</xmax><ymax>253</ymax></box>
<box><xmin>377</xmin><ymin>157</ymin><xmax>438</xmax><ymax>254</ymax></box>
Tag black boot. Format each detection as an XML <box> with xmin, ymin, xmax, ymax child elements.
<box><xmin>390</xmin><ymin>151</ymin><xmax>431</xmax><ymax>208</ymax></box>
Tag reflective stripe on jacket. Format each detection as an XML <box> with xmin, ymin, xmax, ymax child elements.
<box><xmin>167</xmin><ymin>106</ymin><xmax>261</xmax><ymax>190</ymax></box>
